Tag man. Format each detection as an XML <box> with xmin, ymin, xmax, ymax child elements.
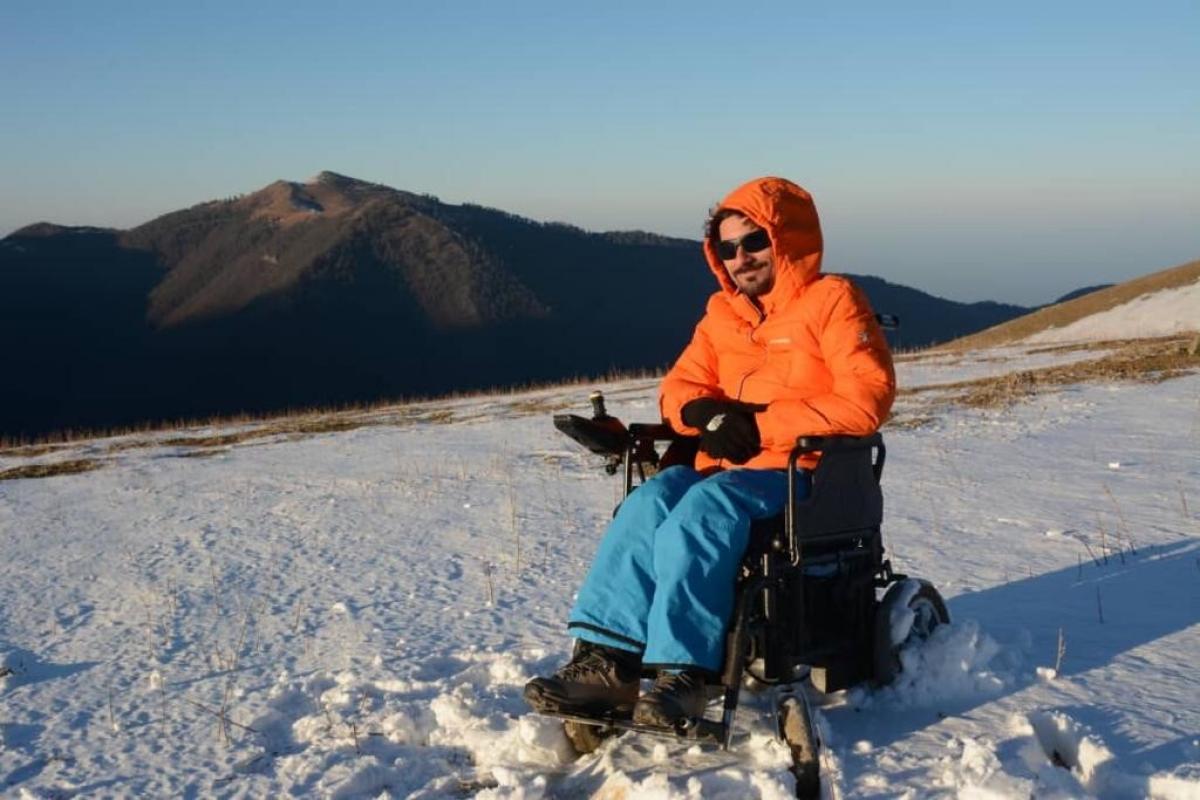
<box><xmin>525</xmin><ymin>177</ymin><xmax>895</xmax><ymax>727</ymax></box>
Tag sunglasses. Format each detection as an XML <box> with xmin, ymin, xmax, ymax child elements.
<box><xmin>715</xmin><ymin>229</ymin><xmax>771</xmax><ymax>260</ymax></box>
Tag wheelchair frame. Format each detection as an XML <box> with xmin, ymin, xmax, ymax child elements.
<box><xmin>549</xmin><ymin>404</ymin><xmax>912</xmax><ymax>750</ymax></box>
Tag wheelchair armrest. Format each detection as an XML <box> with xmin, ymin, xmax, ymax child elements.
<box><xmin>627</xmin><ymin>422</ymin><xmax>683</xmax><ymax>441</ymax></box>
<box><xmin>627</xmin><ymin>423</ymin><xmax>697</xmax><ymax>475</ymax></box>
<box><xmin>792</xmin><ymin>433</ymin><xmax>883</xmax><ymax>455</ymax></box>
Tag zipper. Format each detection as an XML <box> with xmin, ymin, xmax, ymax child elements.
<box><xmin>716</xmin><ymin>298</ymin><xmax>769</xmax><ymax>469</ymax></box>
<box><xmin>710</xmin><ymin>292</ymin><xmax>768</xmax><ymax>470</ymax></box>
<box><xmin>735</xmin><ymin>295</ymin><xmax>767</xmax><ymax>403</ymax></box>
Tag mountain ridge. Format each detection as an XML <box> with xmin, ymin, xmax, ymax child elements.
<box><xmin>2</xmin><ymin>172</ymin><xmax>1036</xmax><ymax>437</ymax></box>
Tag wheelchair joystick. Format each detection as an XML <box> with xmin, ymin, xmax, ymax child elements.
<box><xmin>552</xmin><ymin>391</ymin><xmax>631</xmax><ymax>475</ymax></box>
<box><xmin>589</xmin><ymin>390</ymin><xmax>609</xmax><ymax>420</ymax></box>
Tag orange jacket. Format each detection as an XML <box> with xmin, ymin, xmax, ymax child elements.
<box><xmin>660</xmin><ymin>177</ymin><xmax>895</xmax><ymax>471</ymax></box>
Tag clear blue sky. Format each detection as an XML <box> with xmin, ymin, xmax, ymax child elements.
<box><xmin>2</xmin><ymin>0</ymin><xmax>1197</xmax><ymax>305</ymax></box>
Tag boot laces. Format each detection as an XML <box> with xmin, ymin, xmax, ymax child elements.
<box><xmin>556</xmin><ymin>649</ymin><xmax>614</xmax><ymax>683</ymax></box>
<box><xmin>653</xmin><ymin>670</ymin><xmax>703</xmax><ymax>694</ymax></box>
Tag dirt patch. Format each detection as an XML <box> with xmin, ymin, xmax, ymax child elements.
<box><xmin>1022</xmin><ymin>338</ymin><xmax>1145</xmax><ymax>357</ymax></box>
<box><xmin>164</xmin><ymin>417</ymin><xmax>368</xmax><ymax>449</ymax></box>
<box><xmin>173</xmin><ymin>449</ymin><xmax>226</xmax><ymax>459</ymax></box>
<box><xmin>105</xmin><ymin>438</ymin><xmax>163</xmax><ymax>453</ymax></box>
<box><xmin>0</xmin><ymin>443</ymin><xmax>71</xmax><ymax>457</ymax></box>
<box><xmin>0</xmin><ymin>459</ymin><xmax>103</xmax><ymax>481</ymax></box>
<box><xmin>286</xmin><ymin>418</ymin><xmax>365</xmax><ymax>435</ymax></box>
<box><xmin>504</xmin><ymin>398</ymin><xmax>576</xmax><ymax>416</ymax></box>
<box><xmin>884</xmin><ymin>414</ymin><xmax>938</xmax><ymax>430</ymax></box>
<box><xmin>162</xmin><ymin>432</ymin><xmax>253</xmax><ymax>448</ymax></box>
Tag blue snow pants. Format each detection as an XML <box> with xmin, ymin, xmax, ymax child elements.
<box><xmin>567</xmin><ymin>466</ymin><xmax>810</xmax><ymax>672</ymax></box>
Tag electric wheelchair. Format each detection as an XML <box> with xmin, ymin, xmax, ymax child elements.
<box><xmin>538</xmin><ymin>392</ymin><xmax>950</xmax><ymax>797</ymax></box>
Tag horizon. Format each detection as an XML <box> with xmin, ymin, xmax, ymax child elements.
<box><xmin>2</xmin><ymin>1</ymin><xmax>1198</xmax><ymax>306</ymax></box>
<box><xmin>7</xmin><ymin>167</ymin><xmax>1191</xmax><ymax>311</ymax></box>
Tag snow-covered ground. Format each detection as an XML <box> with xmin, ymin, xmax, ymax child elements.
<box><xmin>2</xmin><ymin>335</ymin><xmax>1199</xmax><ymax>797</ymax></box>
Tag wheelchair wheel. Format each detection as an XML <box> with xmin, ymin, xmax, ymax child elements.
<box><xmin>872</xmin><ymin>578</ymin><xmax>950</xmax><ymax>685</ymax></box>
<box><xmin>563</xmin><ymin>720</ymin><xmax>617</xmax><ymax>756</ymax></box>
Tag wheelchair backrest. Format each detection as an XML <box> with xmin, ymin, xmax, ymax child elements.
<box><xmin>792</xmin><ymin>440</ymin><xmax>883</xmax><ymax>542</ymax></box>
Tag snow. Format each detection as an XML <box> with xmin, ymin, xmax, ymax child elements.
<box><xmin>2</xmin><ymin>334</ymin><xmax>1199</xmax><ymax>796</ymax></box>
<box><xmin>1027</xmin><ymin>279</ymin><xmax>1200</xmax><ymax>344</ymax></box>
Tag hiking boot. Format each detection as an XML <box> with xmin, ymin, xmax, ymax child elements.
<box><xmin>632</xmin><ymin>670</ymin><xmax>710</xmax><ymax>727</ymax></box>
<box><xmin>524</xmin><ymin>642</ymin><xmax>641</xmax><ymax>716</ymax></box>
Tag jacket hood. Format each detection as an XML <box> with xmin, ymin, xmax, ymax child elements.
<box><xmin>702</xmin><ymin>177</ymin><xmax>824</xmax><ymax>312</ymax></box>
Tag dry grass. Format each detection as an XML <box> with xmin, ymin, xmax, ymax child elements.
<box><xmin>901</xmin><ymin>336</ymin><xmax>1199</xmax><ymax>410</ymax></box>
<box><xmin>0</xmin><ymin>367</ymin><xmax>666</xmax><ymax>452</ymax></box>
<box><xmin>0</xmin><ymin>459</ymin><xmax>102</xmax><ymax>481</ymax></box>
<box><xmin>939</xmin><ymin>258</ymin><xmax>1200</xmax><ymax>351</ymax></box>
<box><xmin>884</xmin><ymin>415</ymin><xmax>938</xmax><ymax>430</ymax></box>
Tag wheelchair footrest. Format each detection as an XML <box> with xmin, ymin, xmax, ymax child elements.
<box><xmin>530</xmin><ymin>708</ymin><xmax>727</xmax><ymax>745</ymax></box>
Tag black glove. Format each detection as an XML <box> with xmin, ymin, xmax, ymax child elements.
<box><xmin>681</xmin><ymin>397</ymin><xmax>767</xmax><ymax>464</ymax></box>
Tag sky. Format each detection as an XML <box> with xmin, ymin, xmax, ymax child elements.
<box><xmin>1</xmin><ymin>0</ymin><xmax>1197</xmax><ymax>305</ymax></box>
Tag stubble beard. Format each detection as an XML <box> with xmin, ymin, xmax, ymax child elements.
<box><xmin>735</xmin><ymin>261</ymin><xmax>774</xmax><ymax>297</ymax></box>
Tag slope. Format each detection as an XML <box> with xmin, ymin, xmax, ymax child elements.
<box><xmin>943</xmin><ymin>258</ymin><xmax>1200</xmax><ymax>350</ymax></box>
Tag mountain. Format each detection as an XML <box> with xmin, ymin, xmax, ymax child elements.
<box><xmin>1</xmin><ymin>172</ymin><xmax>1030</xmax><ymax>438</ymax></box>
<box><xmin>1050</xmin><ymin>284</ymin><xmax>1114</xmax><ymax>305</ymax></box>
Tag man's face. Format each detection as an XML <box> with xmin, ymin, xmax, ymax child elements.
<box><xmin>717</xmin><ymin>214</ymin><xmax>775</xmax><ymax>297</ymax></box>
